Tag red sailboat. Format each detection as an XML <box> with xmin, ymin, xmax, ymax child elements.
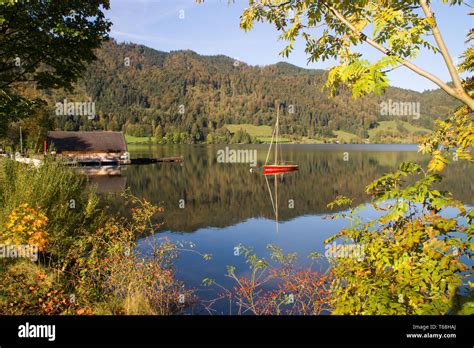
<box><xmin>263</xmin><ymin>105</ymin><xmax>298</xmax><ymax>175</ymax></box>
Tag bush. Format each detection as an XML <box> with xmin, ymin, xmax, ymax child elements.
<box><xmin>204</xmin><ymin>244</ymin><xmax>332</xmax><ymax>315</ymax></box>
<box><xmin>326</xmin><ymin>110</ymin><xmax>473</xmax><ymax>315</ymax></box>
<box><xmin>231</xmin><ymin>129</ymin><xmax>253</xmax><ymax>144</ymax></box>
<box><xmin>1</xmin><ymin>203</ymin><xmax>48</xmax><ymax>251</ymax></box>
<box><xmin>0</xmin><ymin>158</ymin><xmax>106</xmax><ymax>257</ymax></box>
<box><xmin>63</xmin><ymin>194</ymin><xmax>196</xmax><ymax>315</ymax></box>
<box><xmin>0</xmin><ymin>184</ymin><xmax>196</xmax><ymax>315</ymax></box>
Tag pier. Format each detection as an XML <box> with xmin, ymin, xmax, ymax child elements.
<box><xmin>130</xmin><ymin>156</ymin><xmax>183</xmax><ymax>165</ymax></box>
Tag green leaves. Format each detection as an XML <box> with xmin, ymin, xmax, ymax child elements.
<box><xmin>428</xmin><ymin>150</ymin><xmax>448</xmax><ymax>172</ymax></box>
<box><xmin>325</xmin><ymin>57</ymin><xmax>395</xmax><ymax>98</ymax></box>
<box><xmin>327</xmin><ymin>195</ymin><xmax>353</xmax><ymax>210</ymax></box>
<box><xmin>0</xmin><ymin>0</ymin><xmax>111</xmax><ymax>137</ymax></box>
<box><xmin>202</xmin><ymin>277</ymin><xmax>214</xmax><ymax>286</ymax></box>
<box><xmin>235</xmin><ymin>0</ymin><xmax>456</xmax><ymax>99</ymax></box>
<box><xmin>1</xmin><ymin>1</ymin><xmax>111</xmax><ymax>90</ymax></box>
<box><xmin>0</xmin><ymin>90</ymin><xmax>46</xmax><ymax>137</ymax></box>
<box><xmin>326</xmin><ymin>151</ymin><xmax>472</xmax><ymax>314</ymax></box>
<box><xmin>420</xmin><ymin>108</ymin><xmax>474</xmax><ymax>173</ymax></box>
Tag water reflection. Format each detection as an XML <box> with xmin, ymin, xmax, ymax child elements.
<box><xmin>126</xmin><ymin>144</ymin><xmax>473</xmax><ymax>310</ymax></box>
<box><xmin>264</xmin><ymin>172</ymin><xmax>300</xmax><ymax>235</ymax></box>
<box><xmin>106</xmin><ymin>144</ymin><xmax>473</xmax><ymax>232</ymax></box>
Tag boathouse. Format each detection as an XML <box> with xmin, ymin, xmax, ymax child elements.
<box><xmin>46</xmin><ymin>131</ymin><xmax>130</xmax><ymax>165</ymax></box>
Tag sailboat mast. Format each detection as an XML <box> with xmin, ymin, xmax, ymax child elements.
<box><xmin>275</xmin><ymin>173</ymin><xmax>279</xmax><ymax>233</ymax></box>
<box><xmin>275</xmin><ymin>105</ymin><xmax>279</xmax><ymax>165</ymax></box>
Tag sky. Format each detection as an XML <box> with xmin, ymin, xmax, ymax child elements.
<box><xmin>106</xmin><ymin>0</ymin><xmax>474</xmax><ymax>92</ymax></box>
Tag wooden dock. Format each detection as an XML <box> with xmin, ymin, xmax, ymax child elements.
<box><xmin>130</xmin><ymin>156</ymin><xmax>183</xmax><ymax>165</ymax></box>
<box><xmin>4</xmin><ymin>155</ymin><xmax>183</xmax><ymax>175</ymax></box>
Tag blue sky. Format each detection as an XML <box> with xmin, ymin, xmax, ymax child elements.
<box><xmin>107</xmin><ymin>0</ymin><xmax>473</xmax><ymax>92</ymax></box>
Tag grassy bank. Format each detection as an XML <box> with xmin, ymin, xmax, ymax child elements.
<box><xmin>224</xmin><ymin>124</ymin><xmax>292</xmax><ymax>143</ymax></box>
<box><xmin>223</xmin><ymin>121</ymin><xmax>431</xmax><ymax>144</ymax></box>
<box><xmin>125</xmin><ymin>134</ymin><xmax>159</xmax><ymax>144</ymax></box>
<box><xmin>125</xmin><ymin>122</ymin><xmax>431</xmax><ymax>146</ymax></box>
<box><xmin>0</xmin><ymin>159</ymin><xmax>193</xmax><ymax>315</ymax></box>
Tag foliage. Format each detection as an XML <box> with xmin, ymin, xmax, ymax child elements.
<box><xmin>204</xmin><ymin>244</ymin><xmax>332</xmax><ymax>315</ymax></box>
<box><xmin>238</xmin><ymin>0</ymin><xmax>473</xmax><ymax>108</ymax></box>
<box><xmin>63</xmin><ymin>193</ymin><xmax>195</xmax><ymax>315</ymax></box>
<box><xmin>0</xmin><ymin>90</ymin><xmax>46</xmax><ymax>137</ymax></box>
<box><xmin>458</xmin><ymin>12</ymin><xmax>474</xmax><ymax>93</ymax></box>
<box><xmin>126</xmin><ymin>123</ymin><xmax>153</xmax><ymax>138</ymax></box>
<box><xmin>0</xmin><ymin>0</ymin><xmax>111</xmax><ymax>90</ymax></box>
<box><xmin>14</xmin><ymin>104</ymin><xmax>55</xmax><ymax>152</ymax></box>
<box><xmin>0</xmin><ymin>185</ymin><xmax>196</xmax><ymax>315</ymax></box>
<box><xmin>0</xmin><ymin>260</ymin><xmax>78</xmax><ymax>315</ymax></box>
<box><xmin>419</xmin><ymin>106</ymin><xmax>473</xmax><ymax>172</ymax></box>
<box><xmin>0</xmin><ymin>158</ymin><xmax>106</xmax><ymax>257</ymax></box>
<box><xmin>326</xmin><ymin>158</ymin><xmax>473</xmax><ymax>314</ymax></box>
<box><xmin>0</xmin><ymin>0</ymin><xmax>111</xmax><ymax>136</ymax></box>
<box><xmin>1</xmin><ymin>203</ymin><xmax>48</xmax><ymax>251</ymax></box>
<box><xmin>230</xmin><ymin>128</ymin><xmax>255</xmax><ymax>144</ymax></box>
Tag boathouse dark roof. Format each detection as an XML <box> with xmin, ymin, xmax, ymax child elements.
<box><xmin>47</xmin><ymin>131</ymin><xmax>127</xmax><ymax>153</ymax></box>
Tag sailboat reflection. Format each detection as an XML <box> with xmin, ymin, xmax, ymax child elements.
<box><xmin>264</xmin><ymin>173</ymin><xmax>295</xmax><ymax>234</ymax></box>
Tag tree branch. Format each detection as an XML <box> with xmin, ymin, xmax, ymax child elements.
<box><xmin>420</xmin><ymin>0</ymin><xmax>463</xmax><ymax>90</ymax></box>
<box><xmin>320</xmin><ymin>1</ymin><xmax>474</xmax><ymax>109</ymax></box>
<box><xmin>419</xmin><ymin>0</ymin><xmax>467</xmax><ymax>94</ymax></box>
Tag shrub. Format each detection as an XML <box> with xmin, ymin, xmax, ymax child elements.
<box><xmin>0</xmin><ymin>190</ymin><xmax>196</xmax><ymax>315</ymax></box>
<box><xmin>1</xmin><ymin>203</ymin><xmax>48</xmax><ymax>251</ymax></box>
<box><xmin>0</xmin><ymin>161</ymin><xmax>195</xmax><ymax>315</ymax></box>
<box><xmin>204</xmin><ymin>244</ymin><xmax>332</xmax><ymax>315</ymax></box>
<box><xmin>64</xmin><ymin>194</ymin><xmax>195</xmax><ymax>315</ymax></box>
<box><xmin>326</xmin><ymin>170</ymin><xmax>472</xmax><ymax>314</ymax></box>
<box><xmin>0</xmin><ymin>158</ymin><xmax>106</xmax><ymax>257</ymax></box>
<box><xmin>325</xmin><ymin>108</ymin><xmax>473</xmax><ymax>314</ymax></box>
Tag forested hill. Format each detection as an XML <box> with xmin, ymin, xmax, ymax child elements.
<box><xmin>53</xmin><ymin>39</ymin><xmax>460</xmax><ymax>143</ymax></box>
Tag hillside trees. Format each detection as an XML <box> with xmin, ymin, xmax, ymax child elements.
<box><xmin>58</xmin><ymin>40</ymin><xmax>460</xmax><ymax>143</ymax></box>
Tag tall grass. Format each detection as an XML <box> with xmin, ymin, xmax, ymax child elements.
<box><xmin>0</xmin><ymin>158</ymin><xmax>106</xmax><ymax>257</ymax></box>
<box><xmin>0</xmin><ymin>163</ymin><xmax>195</xmax><ymax>315</ymax></box>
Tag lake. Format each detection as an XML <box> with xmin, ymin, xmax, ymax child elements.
<box><xmin>96</xmin><ymin>144</ymin><xmax>473</xmax><ymax>314</ymax></box>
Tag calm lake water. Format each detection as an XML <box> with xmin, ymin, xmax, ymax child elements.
<box><xmin>95</xmin><ymin>144</ymin><xmax>473</xmax><ymax>314</ymax></box>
